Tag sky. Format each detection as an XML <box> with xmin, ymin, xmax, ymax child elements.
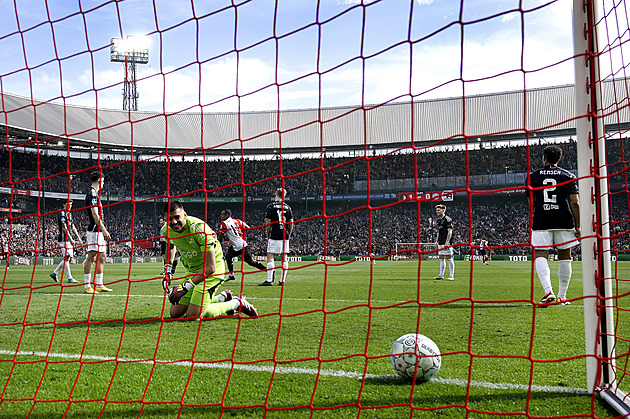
<box><xmin>0</xmin><ymin>0</ymin><xmax>575</xmax><ymax>114</ymax></box>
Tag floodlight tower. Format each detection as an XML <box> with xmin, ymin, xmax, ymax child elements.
<box><xmin>110</xmin><ymin>36</ymin><xmax>149</xmax><ymax>111</ymax></box>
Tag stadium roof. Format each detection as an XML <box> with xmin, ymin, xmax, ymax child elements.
<box><xmin>1</xmin><ymin>79</ymin><xmax>629</xmax><ymax>156</ymax></box>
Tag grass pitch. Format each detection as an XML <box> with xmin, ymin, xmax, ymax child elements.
<box><xmin>0</xmin><ymin>259</ymin><xmax>627</xmax><ymax>418</ymax></box>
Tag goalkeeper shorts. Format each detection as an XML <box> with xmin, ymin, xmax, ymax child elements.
<box><xmin>177</xmin><ymin>274</ymin><xmax>224</xmax><ymax>307</ymax></box>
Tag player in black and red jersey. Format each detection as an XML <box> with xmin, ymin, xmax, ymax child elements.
<box><xmin>259</xmin><ymin>188</ymin><xmax>293</xmax><ymax>286</ymax></box>
<box><xmin>529</xmin><ymin>145</ymin><xmax>581</xmax><ymax>306</ymax></box>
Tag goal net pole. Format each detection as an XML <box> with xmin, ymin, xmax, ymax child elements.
<box><xmin>573</xmin><ymin>0</ymin><xmax>624</xmax><ymax>413</ymax></box>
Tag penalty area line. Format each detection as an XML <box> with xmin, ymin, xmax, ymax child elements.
<box><xmin>0</xmin><ymin>349</ymin><xmax>589</xmax><ymax>395</ymax></box>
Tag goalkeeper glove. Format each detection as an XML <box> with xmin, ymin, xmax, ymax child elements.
<box><xmin>168</xmin><ymin>279</ymin><xmax>195</xmax><ymax>305</ymax></box>
<box><xmin>162</xmin><ymin>264</ymin><xmax>174</xmax><ymax>291</ymax></box>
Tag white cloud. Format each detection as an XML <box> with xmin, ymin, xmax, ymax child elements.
<box><xmin>0</xmin><ymin>0</ymin><xmax>576</xmax><ymax>113</ymax></box>
<box><xmin>502</xmin><ymin>13</ymin><xmax>516</xmax><ymax>23</ymax></box>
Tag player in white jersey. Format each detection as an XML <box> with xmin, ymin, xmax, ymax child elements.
<box><xmin>217</xmin><ymin>209</ymin><xmax>266</xmax><ymax>282</ymax></box>
<box><xmin>50</xmin><ymin>199</ymin><xmax>83</xmax><ymax>283</ymax></box>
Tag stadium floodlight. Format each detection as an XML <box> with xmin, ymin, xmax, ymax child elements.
<box><xmin>110</xmin><ymin>36</ymin><xmax>149</xmax><ymax>111</ymax></box>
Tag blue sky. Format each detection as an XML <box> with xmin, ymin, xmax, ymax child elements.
<box><xmin>0</xmin><ymin>0</ymin><xmax>573</xmax><ymax>113</ymax></box>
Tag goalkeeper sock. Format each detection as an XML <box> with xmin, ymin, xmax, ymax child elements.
<box><xmin>84</xmin><ymin>274</ymin><xmax>92</xmax><ymax>289</ymax></box>
<box><xmin>281</xmin><ymin>262</ymin><xmax>289</xmax><ymax>283</ymax></box>
<box><xmin>267</xmin><ymin>262</ymin><xmax>274</xmax><ymax>282</ymax></box>
<box><xmin>439</xmin><ymin>259</ymin><xmax>446</xmax><ymax>277</ymax></box>
<box><xmin>64</xmin><ymin>261</ymin><xmax>72</xmax><ymax>279</ymax></box>
<box><xmin>535</xmin><ymin>257</ymin><xmax>553</xmax><ymax>295</ymax></box>
<box><xmin>95</xmin><ymin>273</ymin><xmax>103</xmax><ymax>286</ymax></box>
<box><xmin>212</xmin><ymin>290</ymin><xmax>232</xmax><ymax>303</ymax></box>
<box><xmin>557</xmin><ymin>260</ymin><xmax>572</xmax><ymax>299</ymax></box>
<box><xmin>201</xmin><ymin>301</ymin><xmax>236</xmax><ymax>318</ymax></box>
<box><xmin>447</xmin><ymin>258</ymin><xmax>455</xmax><ymax>277</ymax></box>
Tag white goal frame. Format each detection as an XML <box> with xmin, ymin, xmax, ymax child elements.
<box><xmin>574</xmin><ymin>0</ymin><xmax>630</xmax><ymax>415</ymax></box>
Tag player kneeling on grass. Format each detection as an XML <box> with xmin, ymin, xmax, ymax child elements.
<box><xmin>162</xmin><ymin>201</ymin><xmax>258</xmax><ymax>319</ymax></box>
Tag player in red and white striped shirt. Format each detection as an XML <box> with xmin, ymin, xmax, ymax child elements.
<box><xmin>218</xmin><ymin>209</ymin><xmax>267</xmax><ymax>281</ymax></box>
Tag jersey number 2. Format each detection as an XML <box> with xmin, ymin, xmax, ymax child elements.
<box><xmin>543</xmin><ymin>178</ymin><xmax>557</xmax><ymax>203</ymax></box>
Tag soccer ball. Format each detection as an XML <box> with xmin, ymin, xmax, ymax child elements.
<box><xmin>390</xmin><ymin>333</ymin><xmax>441</xmax><ymax>382</ymax></box>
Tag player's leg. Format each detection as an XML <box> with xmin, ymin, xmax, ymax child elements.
<box><xmin>64</xmin><ymin>245</ymin><xmax>77</xmax><ymax>283</ymax></box>
<box><xmin>51</xmin><ymin>264</ymin><xmax>63</xmax><ymax>282</ymax></box>
<box><xmin>534</xmin><ymin>249</ymin><xmax>553</xmax><ymax>299</ymax></box>
<box><xmin>532</xmin><ymin>230</ymin><xmax>555</xmax><ymax>304</ymax></box>
<box><xmin>200</xmin><ymin>281</ymin><xmax>235</xmax><ymax>316</ymax></box>
<box><xmin>93</xmin><ymin>232</ymin><xmax>112</xmax><ymax>292</ymax></box>
<box><xmin>260</xmin><ymin>240</ymin><xmax>276</xmax><ymax>286</ymax></box>
<box><xmin>435</xmin><ymin>255</ymin><xmax>446</xmax><ymax>280</ymax></box>
<box><xmin>93</xmin><ymin>251</ymin><xmax>111</xmax><ymax>292</ymax></box>
<box><xmin>170</xmin><ymin>283</ymin><xmax>203</xmax><ymax>318</ymax></box>
<box><xmin>280</xmin><ymin>251</ymin><xmax>288</xmax><ymax>285</ymax></box>
<box><xmin>83</xmin><ymin>250</ymin><xmax>98</xmax><ymax>293</ymax></box>
<box><xmin>225</xmin><ymin>246</ymin><xmax>237</xmax><ymax>281</ymax></box>
<box><xmin>243</xmin><ymin>247</ymin><xmax>266</xmax><ymax>270</ymax></box>
<box><xmin>51</xmin><ymin>242</ymin><xmax>65</xmax><ymax>282</ymax></box>
<box><xmin>446</xmin><ymin>252</ymin><xmax>455</xmax><ymax>280</ymax></box>
<box><xmin>555</xmin><ymin>230</ymin><xmax>578</xmax><ymax>305</ymax></box>
<box><xmin>180</xmin><ymin>278</ymin><xmax>257</xmax><ymax>318</ymax></box>
<box><xmin>556</xmin><ymin>248</ymin><xmax>572</xmax><ymax>304</ymax></box>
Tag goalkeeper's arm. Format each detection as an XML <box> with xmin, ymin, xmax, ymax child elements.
<box><xmin>167</xmin><ymin>250</ymin><xmax>217</xmax><ymax>304</ymax></box>
<box><xmin>188</xmin><ymin>249</ymin><xmax>217</xmax><ymax>286</ymax></box>
<box><xmin>171</xmin><ymin>249</ymin><xmax>217</xmax><ymax>288</ymax></box>
<box><xmin>164</xmin><ymin>243</ymin><xmax>176</xmax><ymax>264</ymax></box>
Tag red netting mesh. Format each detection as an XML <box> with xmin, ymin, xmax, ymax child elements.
<box><xmin>0</xmin><ymin>0</ymin><xmax>629</xmax><ymax>418</ymax></box>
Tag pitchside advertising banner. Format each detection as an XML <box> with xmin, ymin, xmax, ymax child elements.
<box><xmin>398</xmin><ymin>191</ymin><xmax>454</xmax><ymax>202</ymax></box>
<box><xmin>398</xmin><ymin>188</ymin><xmax>527</xmax><ymax>202</ymax></box>
<box><xmin>1</xmin><ymin>187</ymin><xmax>526</xmax><ymax>204</ymax></box>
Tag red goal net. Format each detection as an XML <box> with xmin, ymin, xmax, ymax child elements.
<box><xmin>0</xmin><ymin>0</ymin><xmax>629</xmax><ymax>417</ymax></box>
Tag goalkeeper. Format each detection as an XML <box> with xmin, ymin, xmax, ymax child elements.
<box><xmin>162</xmin><ymin>201</ymin><xmax>258</xmax><ymax>319</ymax></box>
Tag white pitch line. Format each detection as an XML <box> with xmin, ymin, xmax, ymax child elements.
<box><xmin>0</xmin><ymin>292</ymin><xmax>582</xmax><ymax>307</ymax></box>
<box><xmin>0</xmin><ymin>349</ymin><xmax>589</xmax><ymax>395</ymax></box>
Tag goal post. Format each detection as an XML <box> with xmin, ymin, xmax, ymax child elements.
<box><xmin>574</xmin><ymin>0</ymin><xmax>630</xmax><ymax>415</ymax></box>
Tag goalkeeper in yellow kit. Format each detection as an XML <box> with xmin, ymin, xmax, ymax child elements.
<box><xmin>162</xmin><ymin>201</ymin><xmax>258</xmax><ymax>318</ymax></box>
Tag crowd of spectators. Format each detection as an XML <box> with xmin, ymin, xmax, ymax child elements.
<box><xmin>0</xmin><ymin>196</ymin><xmax>538</xmax><ymax>260</ymax></box>
<box><xmin>1</xmin><ymin>138</ymin><xmax>629</xmax><ymax>260</ymax></box>
<box><xmin>0</xmin><ymin>139</ymin><xmax>595</xmax><ymax>199</ymax></box>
